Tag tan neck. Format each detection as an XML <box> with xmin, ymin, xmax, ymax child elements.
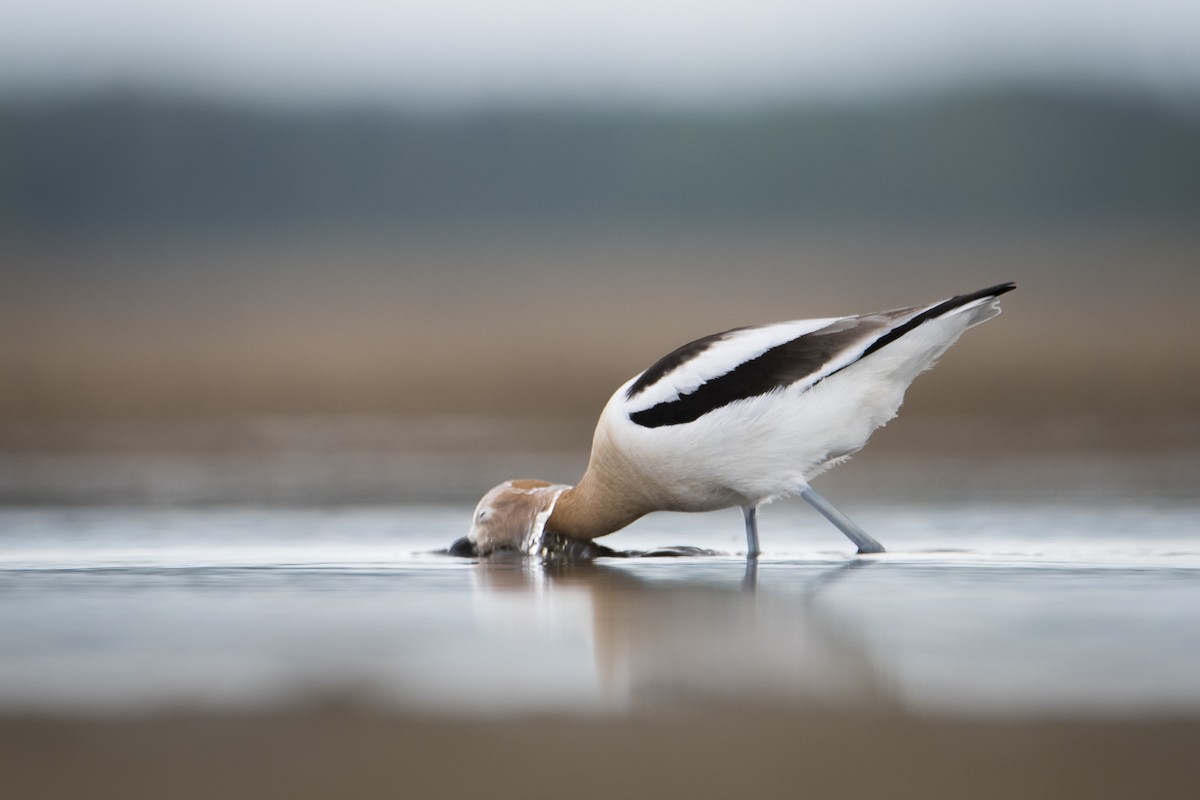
<box><xmin>547</xmin><ymin>471</ymin><xmax>647</xmax><ymax>540</ymax></box>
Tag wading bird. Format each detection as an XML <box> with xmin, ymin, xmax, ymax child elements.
<box><xmin>467</xmin><ymin>283</ymin><xmax>1015</xmax><ymax>559</ymax></box>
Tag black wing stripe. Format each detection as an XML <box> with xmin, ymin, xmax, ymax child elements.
<box><xmin>629</xmin><ymin>321</ymin><xmax>877</xmax><ymax>428</ymax></box>
<box><xmin>630</xmin><ymin>282</ymin><xmax>1016</xmax><ymax>430</ymax></box>
<box><xmin>625</xmin><ymin>327</ymin><xmax>746</xmax><ymax>401</ymax></box>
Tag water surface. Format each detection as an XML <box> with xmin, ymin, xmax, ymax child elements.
<box><xmin>2</xmin><ymin>501</ymin><xmax>1199</xmax><ymax>717</ymax></box>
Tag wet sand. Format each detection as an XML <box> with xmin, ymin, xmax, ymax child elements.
<box><xmin>3</xmin><ymin>705</ymin><xmax>1199</xmax><ymax>799</ymax></box>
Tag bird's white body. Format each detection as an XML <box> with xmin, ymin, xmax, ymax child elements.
<box><xmin>468</xmin><ymin>284</ymin><xmax>1014</xmax><ymax>558</ymax></box>
<box><xmin>597</xmin><ymin>296</ymin><xmax>1000</xmax><ymax>511</ymax></box>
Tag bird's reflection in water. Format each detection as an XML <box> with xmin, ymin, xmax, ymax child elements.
<box><xmin>470</xmin><ymin>550</ymin><xmax>896</xmax><ymax>712</ymax></box>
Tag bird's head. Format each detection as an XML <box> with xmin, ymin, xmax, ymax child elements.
<box><xmin>468</xmin><ymin>479</ymin><xmax>568</xmax><ymax>555</ymax></box>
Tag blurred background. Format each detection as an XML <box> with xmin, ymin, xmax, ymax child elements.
<box><xmin>2</xmin><ymin>0</ymin><xmax>1199</xmax><ymax>506</ymax></box>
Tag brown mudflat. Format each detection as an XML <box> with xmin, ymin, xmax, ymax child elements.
<box><xmin>3</xmin><ymin>704</ymin><xmax>1199</xmax><ymax>800</ymax></box>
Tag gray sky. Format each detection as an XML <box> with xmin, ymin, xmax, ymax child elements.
<box><xmin>3</xmin><ymin>1</ymin><xmax>1199</xmax><ymax>106</ymax></box>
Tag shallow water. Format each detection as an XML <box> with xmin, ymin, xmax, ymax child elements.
<box><xmin>2</xmin><ymin>501</ymin><xmax>1200</xmax><ymax>717</ymax></box>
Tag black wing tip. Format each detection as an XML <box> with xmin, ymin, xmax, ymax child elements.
<box><xmin>930</xmin><ymin>281</ymin><xmax>1017</xmax><ymax>317</ymax></box>
<box><xmin>971</xmin><ymin>281</ymin><xmax>1017</xmax><ymax>301</ymax></box>
<box><xmin>856</xmin><ymin>281</ymin><xmax>1016</xmax><ymax>363</ymax></box>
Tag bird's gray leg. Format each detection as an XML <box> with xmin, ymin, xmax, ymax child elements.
<box><xmin>798</xmin><ymin>486</ymin><xmax>885</xmax><ymax>554</ymax></box>
<box><xmin>742</xmin><ymin>557</ymin><xmax>758</xmax><ymax>590</ymax></box>
<box><xmin>742</xmin><ymin>504</ymin><xmax>761</xmax><ymax>559</ymax></box>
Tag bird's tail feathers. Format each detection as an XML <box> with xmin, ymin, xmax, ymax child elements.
<box><xmin>934</xmin><ymin>281</ymin><xmax>1016</xmax><ymax>328</ymax></box>
<box><xmin>861</xmin><ymin>282</ymin><xmax>1014</xmax><ymax>361</ymax></box>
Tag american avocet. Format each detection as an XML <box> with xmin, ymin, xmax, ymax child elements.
<box><xmin>468</xmin><ymin>283</ymin><xmax>1015</xmax><ymax>558</ymax></box>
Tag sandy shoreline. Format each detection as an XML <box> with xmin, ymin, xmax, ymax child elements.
<box><xmin>3</xmin><ymin>705</ymin><xmax>1199</xmax><ymax>799</ymax></box>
